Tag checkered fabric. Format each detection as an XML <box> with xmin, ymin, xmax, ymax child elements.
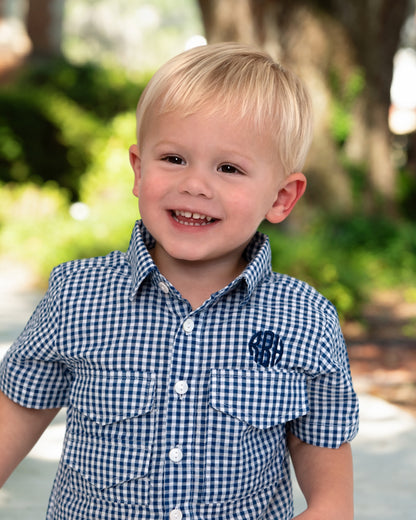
<box><xmin>0</xmin><ymin>220</ymin><xmax>359</xmax><ymax>520</ymax></box>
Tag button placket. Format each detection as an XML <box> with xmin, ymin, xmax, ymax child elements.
<box><xmin>164</xmin><ymin>314</ymin><xmax>199</xmax><ymax>512</ymax></box>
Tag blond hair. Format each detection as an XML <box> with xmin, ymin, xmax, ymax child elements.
<box><xmin>135</xmin><ymin>42</ymin><xmax>313</xmax><ymax>175</ymax></box>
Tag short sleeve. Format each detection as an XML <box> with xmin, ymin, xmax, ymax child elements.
<box><xmin>288</xmin><ymin>311</ymin><xmax>359</xmax><ymax>448</ymax></box>
<box><xmin>0</xmin><ymin>266</ymin><xmax>72</xmax><ymax>409</ymax></box>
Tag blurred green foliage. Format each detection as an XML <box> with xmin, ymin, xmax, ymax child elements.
<box><xmin>0</xmin><ymin>58</ymin><xmax>143</xmax><ymax>278</ymax></box>
<box><xmin>19</xmin><ymin>58</ymin><xmax>150</xmax><ymax>120</ymax></box>
<box><xmin>262</xmin><ymin>215</ymin><xmax>416</xmax><ymax>319</ymax></box>
<box><xmin>398</xmin><ymin>167</ymin><xmax>416</xmax><ymax>219</ymax></box>
<box><xmin>0</xmin><ymin>58</ymin><xmax>415</xmax><ymax>321</ymax></box>
<box><xmin>329</xmin><ymin>67</ymin><xmax>365</xmax><ymax>147</ymax></box>
<box><xmin>0</xmin><ymin>88</ymin><xmax>96</xmax><ymax>198</ymax></box>
<box><xmin>0</xmin><ymin>58</ymin><xmax>147</xmax><ymax>199</ymax></box>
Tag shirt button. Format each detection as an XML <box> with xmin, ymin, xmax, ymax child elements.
<box><xmin>169</xmin><ymin>508</ymin><xmax>183</xmax><ymax>520</ymax></box>
<box><xmin>174</xmin><ymin>380</ymin><xmax>189</xmax><ymax>396</ymax></box>
<box><xmin>159</xmin><ymin>281</ymin><xmax>170</xmax><ymax>294</ymax></box>
<box><xmin>169</xmin><ymin>447</ymin><xmax>183</xmax><ymax>463</ymax></box>
<box><xmin>183</xmin><ymin>318</ymin><xmax>194</xmax><ymax>333</ymax></box>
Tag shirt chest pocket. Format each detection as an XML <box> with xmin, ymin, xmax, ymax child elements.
<box><xmin>64</xmin><ymin>370</ymin><xmax>156</xmax><ymax>503</ymax></box>
<box><xmin>204</xmin><ymin>369</ymin><xmax>309</xmax><ymax>503</ymax></box>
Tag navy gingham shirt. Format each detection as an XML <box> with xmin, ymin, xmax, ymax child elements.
<box><xmin>0</xmin><ymin>220</ymin><xmax>359</xmax><ymax>520</ymax></box>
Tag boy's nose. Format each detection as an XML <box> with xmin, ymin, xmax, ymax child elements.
<box><xmin>177</xmin><ymin>167</ymin><xmax>214</xmax><ymax>198</ymax></box>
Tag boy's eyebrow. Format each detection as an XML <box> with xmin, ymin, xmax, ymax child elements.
<box><xmin>152</xmin><ymin>137</ymin><xmax>254</xmax><ymax>157</ymax></box>
<box><xmin>152</xmin><ymin>139</ymin><xmax>182</xmax><ymax>149</ymax></box>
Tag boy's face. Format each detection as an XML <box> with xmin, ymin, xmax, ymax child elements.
<box><xmin>129</xmin><ymin>107</ymin><xmax>305</xmax><ymax>274</ymax></box>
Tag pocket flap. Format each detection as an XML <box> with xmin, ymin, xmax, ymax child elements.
<box><xmin>69</xmin><ymin>370</ymin><xmax>156</xmax><ymax>425</ymax></box>
<box><xmin>209</xmin><ymin>369</ymin><xmax>309</xmax><ymax>429</ymax></box>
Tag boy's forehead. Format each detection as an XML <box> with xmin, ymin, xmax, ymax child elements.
<box><xmin>141</xmin><ymin>107</ymin><xmax>273</xmax><ymax>148</ymax></box>
<box><xmin>144</xmin><ymin>94</ymin><xmax>273</xmax><ymax>133</ymax></box>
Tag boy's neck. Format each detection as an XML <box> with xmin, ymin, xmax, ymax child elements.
<box><xmin>150</xmin><ymin>248</ymin><xmax>247</xmax><ymax>310</ymax></box>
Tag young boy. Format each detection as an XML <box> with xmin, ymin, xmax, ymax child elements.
<box><xmin>0</xmin><ymin>43</ymin><xmax>359</xmax><ymax>519</ymax></box>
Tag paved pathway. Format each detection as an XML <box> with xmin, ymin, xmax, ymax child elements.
<box><xmin>1</xmin><ymin>272</ymin><xmax>416</xmax><ymax>519</ymax></box>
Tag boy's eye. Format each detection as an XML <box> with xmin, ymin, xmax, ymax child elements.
<box><xmin>162</xmin><ymin>155</ymin><xmax>185</xmax><ymax>165</ymax></box>
<box><xmin>218</xmin><ymin>164</ymin><xmax>242</xmax><ymax>175</ymax></box>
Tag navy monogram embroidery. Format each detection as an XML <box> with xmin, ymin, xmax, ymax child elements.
<box><xmin>249</xmin><ymin>330</ymin><xmax>282</xmax><ymax>367</ymax></box>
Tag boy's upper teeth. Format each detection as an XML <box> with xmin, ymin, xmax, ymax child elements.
<box><xmin>175</xmin><ymin>210</ymin><xmax>212</xmax><ymax>221</ymax></box>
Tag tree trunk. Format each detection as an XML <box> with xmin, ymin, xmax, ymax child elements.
<box><xmin>0</xmin><ymin>0</ymin><xmax>32</xmax><ymax>82</ymax></box>
<box><xmin>26</xmin><ymin>0</ymin><xmax>64</xmax><ymax>58</ymax></box>
<box><xmin>197</xmin><ymin>0</ymin><xmax>409</xmax><ymax>216</ymax></box>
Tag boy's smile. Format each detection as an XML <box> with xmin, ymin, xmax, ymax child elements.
<box><xmin>171</xmin><ymin>210</ymin><xmax>216</xmax><ymax>226</ymax></box>
<box><xmin>129</xmin><ymin>107</ymin><xmax>305</xmax><ymax>285</ymax></box>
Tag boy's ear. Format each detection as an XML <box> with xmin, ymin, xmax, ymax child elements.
<box><xmin>129</xmin><ymin>144</ymin><xmax>141</xmax><ymax>198</ymax></box>
<box><xmin>265</xmin><ymin>172</ymin><xmax>307</xmax><ymax>224</ymax></box>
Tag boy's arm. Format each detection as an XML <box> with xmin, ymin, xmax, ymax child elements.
<box><xmin>0</xmin><ymin>389</ymin><xmax>60</xmax><ymax>487</ymax></box>
<box><xmin>288</xmin><ymin>431</ymin><xmax>354</xmax><ymax>520</ymax></box>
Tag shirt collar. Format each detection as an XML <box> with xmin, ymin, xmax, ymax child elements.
<box><xmin>239</xmin><ymin>231</ymin><xmax>272</xmax><ymax>297</ymax></box>
<box><xmin>127</xmin><ymin>220</ymin><xmax>272</xmax><ymax>302</ymax></box>
<box><xmin>127</xmin><ymin>220</ymin><xmax>158</xmax><ymax>300</ymax></box>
